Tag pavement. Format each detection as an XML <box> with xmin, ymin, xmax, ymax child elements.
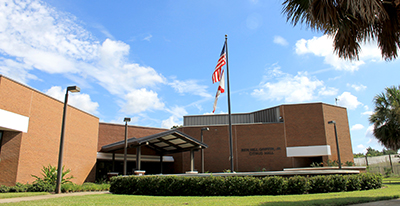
<box><xmin>0</xmin><ymin>191</ymin><xmax>110</xmax><ymax>204</ymax></box>
<box><xmin>0</xmin><ymin>191</ymin><xmax>399</xmax><ymax>205</ymax></box>
<box><xmin>349</xmin><ymin>198</ymin><xmax>400</xmax><ymax>206</ymax></box>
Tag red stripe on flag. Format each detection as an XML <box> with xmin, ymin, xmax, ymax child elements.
<box><xmin>212</xmin><ymin>53</ymin><xmax>226</xmax><ymax>84</ymax></box>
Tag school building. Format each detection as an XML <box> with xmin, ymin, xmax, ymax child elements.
<box><xmin>0</xmin><ymin>75</ymin><xmax>354</xmax><ymax>186</ymax></box>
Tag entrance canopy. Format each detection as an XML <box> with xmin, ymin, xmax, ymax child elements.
<box><xmin>101</xmin><ymin>129</ymin><xmax>208</xmax><ymax>154</ymax></box>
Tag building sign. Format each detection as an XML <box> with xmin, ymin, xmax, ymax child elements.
<box><xmin>241</xmin><ymin>147</ymin><xmax>281</xmax><ymax>156</ymax></box>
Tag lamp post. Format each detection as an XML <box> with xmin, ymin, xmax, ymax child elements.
<box><xmin>200</xmin><ymin>127</ymin><xmax>209</xmax><ymax>173</ymax></box>
<box><xmin>55</xmin><ymin>86</ymin><xmax>80</xmax><ymax>194</ymax></box>
<box><xmin>123</xmin><ymin>117</ymin><xmax>131</xmax><ymax>175</ymax></box>
<box><xmin>328</xmin><ymin>120</ymin><xmax>342</xmax><ymax>169</ymax></box>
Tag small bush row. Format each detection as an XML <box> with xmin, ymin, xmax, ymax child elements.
<box><xmin>110</xmin><ymin>173</ymin><xmax>382</xmax><ymax>196</ymax></box>
<box><xmin>0</xmin><ymin>182</ymin><xmax>110</xmax><ymax>193</ymax></box>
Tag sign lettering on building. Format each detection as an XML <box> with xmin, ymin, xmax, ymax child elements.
<box><xmin>241</xmin><ymin>147</ymin><xmax>281</xmax><ymax>156</ymax></box>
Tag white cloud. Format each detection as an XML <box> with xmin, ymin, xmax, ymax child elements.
<box><xmin>45</xmin><ymin>86</ymin><xmax>99</xmax><ymax>115</ymax></box>
<box><xmin>318</xmin><ymin>86</ymin><xmax>338</xmax><ymax>96</ymax></box>
<box><xmin>362</xmin><ymin>111</ymin><xmax>374</xmax><ymax>116</ymax></box>
<box><xmin>347</xmin><ymin>83</ymin><xmax>367</xmax><ymax>91</ymax></box>
<box><xmin>0</xmin><ymin>0</ymin><xmax>98</xmax><ymax>79</ymax></box>
<box><xmin>273</xmin><ymin>36</ymin><xmax>288</xmax><ymax>46</ymax></box>
<box><xmin>162</xmin><ymin>105</ymin><xmax>188</xmax><ymax>129</ymax></box>
<box><xmin>251</xmin><ymin>66</ymin><xmax>336</xmax><ymax>103</ymax></box>
<box><xmin>0</xmin><ymin>58</ymin><xmax>38</xmax><ymax>83</ymax></box>
<box><xmin>0</xmin><ymin>1</ymin><xmax>169</xmax><ymax>116</ymax></box>
<box><xmin>169</xmin><ymin>79</ymin><xmax>211</xmax><ymax>98</ymax></box>
<box><xmin>121</xmin><ymin>88</ymin><xmax>165</xmax><ymax>114</ymax></box>
<box><xmin>143</xmin><ymin>34</ymin><xmax>152</xmax><ymax>41</ymax></box>
<box><xmin>161</xmin><ymin>116</ymin><xmax>179</xmax><ymax>129</ymax></box>
<box><xmin>337</xmin><ymin>92</ymin><xmax>362</xmax><ymax>110</ymax></box>
<box><xmin>295</xmin><ymin>35</ymin><xmax>381</xmax><ymax>72</ymax></box>
<box><xmin>351</xmin><ymin>124</ymin><xmax>365</xmax><ymax>131</ymax></box>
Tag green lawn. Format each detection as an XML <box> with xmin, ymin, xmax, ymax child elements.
<box><xmin>1</xmin><ymin>178</ymin><xmax>400</xmax><ymax>206</ymax></box>
<box><xmin>0</xmin><ymin>192</ymin><xmax>49</xmax><ymax>199</ymax></box>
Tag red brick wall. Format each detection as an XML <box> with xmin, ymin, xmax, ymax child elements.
<box><xmin>179</xmin><ymin>103</ymin><xmax>354</xmax><ymax>173</ymax></box>
<box><xmin>0</xmin><ymin>131</ymin><xmax>22</xmax><ymax>186</ymax></box>
<box><xmin>98</xmin><ymin>123</ymin><xmax>167</xmax><ymax>151</ymax></box>
<box><xmin>0</xmin><ymin>76</ymin><xmax>99</xmax><ymax>185</ymax></box>
<box><xmin>322</xmin><ymin>104</ymin><xmax>354</xmax><ymax>164</ymax></box>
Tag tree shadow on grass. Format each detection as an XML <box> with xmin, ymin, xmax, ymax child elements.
<box><xmin>257</xmin><ymin>196</ymin><xmax>399</xmax><ymax>206</ymax></box>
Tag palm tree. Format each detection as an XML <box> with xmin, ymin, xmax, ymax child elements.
<box><xmin>282</xmin><ymin>0</ymin><xmax>400</xmax><ymax>61</ymax></box>
<box><xmin>369</xmin><ymin>86</ymin><xmax>400</xmax><ymax>151</ymax></box>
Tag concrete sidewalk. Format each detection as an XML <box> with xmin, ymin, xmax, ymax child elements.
<box><xmin>350</xmin><ymin>198</ymin><xmax>400</xmax><ymax>206</ymax></box>
<box><xmin>0</xmin><ymin>191</ymin><xmax>110</xmax><ymax>204</ymax></box>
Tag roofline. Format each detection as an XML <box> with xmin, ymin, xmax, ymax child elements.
<box><xmin>183</xmin><ymin>102</ymin><xmax>346</xmax><ymax>118</ymax></box>
<box><xmin>0</xmin><ymin>75</ymin><xmax>99</xmax><ymax>119</ymax></box>
<box><xmin>99</xmin><ymin>122</ymin><xmax>168</xmax><ymax>131</ymax></box>
<box><xmin>101</xmin><ymin>129</ymin><xmax>208</xmax><ymax>154</ymax></box>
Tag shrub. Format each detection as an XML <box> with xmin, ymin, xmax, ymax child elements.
<box><xmin>31</xmin><ymin>165</ymin><xmax>74</xmax><ymax>186</ymax></box>
<box><xmin>27</xmin><ymin>179</ymin><xmax>55</xmax><ymax>192</ymax></box>
<box><xmin>110</xmin><ymin>173</ymin><xmax>383</xmax><ymax>196</ymax></box>
<box><xmin>260</xmin><ymin>176</ymin><xmax>286</xmax><ymax>195</ymax></box>
<box><xmin>346</xmin><ymin>175</ymin><xmax>362</xmax><ymax>191</ymax></box>
<box><xmin>359</xmin><ymin>173</ymin><xmax>382</xmax><ymax>190</ymax></box>
<box><xmin>286</xmin><ymin>176</ymin><xmax>308</xmax><ymax>194</ymax></box>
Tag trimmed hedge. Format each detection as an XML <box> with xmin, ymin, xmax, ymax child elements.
<box><xmin>110</xmin><ymin>173</ymin><xmax>382</xmax><ymax>196</ymax></box>
<box><xmin>0</xmin><ymin>182</ymin><xmax>110</xmax><ymax>193</ymax></box>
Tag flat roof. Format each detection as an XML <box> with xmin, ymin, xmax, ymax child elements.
<box><xmin>101</xmin><ymin>129</ymin><xmax>208</xmax><ymax>154</ymax></box>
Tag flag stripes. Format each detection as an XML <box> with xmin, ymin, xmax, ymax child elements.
<box><xmin>212</xmin><ymin>44</ymin><xmax>226</xmax><ymax>84</ymax></box>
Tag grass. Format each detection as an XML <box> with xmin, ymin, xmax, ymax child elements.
<box><xmin>1</xmin><ymin>178</ymin><xmax>400</xmax><ymax>206</ymax></box>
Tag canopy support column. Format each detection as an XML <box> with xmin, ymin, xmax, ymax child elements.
<box><xmin>190</xmin><ymin>149</ymin><xmax>195</xmax><ymax>172</ymax></box>
<box><xmin>136</xmin><ymin>146</ymin><xmax>141</xmax><ymax>170</ymax></box>
<box><xmin>160</xmin><ymin>154</ymin><xmax>163</xmax><ymax>174</ymax></box>
<box><xmin>112</xmin><ymin>152</ymin><xmax>115</xmax><ymax>171</ymax></box>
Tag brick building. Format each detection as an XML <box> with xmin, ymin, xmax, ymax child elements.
<box><xmin>177</xmin><ymin>103</ymin><xmax>354</xmax><ymax>172</ymax></box>
<box><xmin>0</xmin><ymin>75</ymin><xmax>354</xmax><ymax>185</ymax></box>
<box><xmin>0</xmin><ymin>75</ymin><xmax>99</xmax><ymax>186</ymax></box>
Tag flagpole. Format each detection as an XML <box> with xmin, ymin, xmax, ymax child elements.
<box><xmin>225</xmin><ymin>34</ymin><xmax>234</xmax><ymax>172</ymax></box>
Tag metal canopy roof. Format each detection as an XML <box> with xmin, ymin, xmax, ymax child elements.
<box><xmin>101</xmin><ymin>129</ymin><xmax>208</xmax><ymax>155</ymax></box>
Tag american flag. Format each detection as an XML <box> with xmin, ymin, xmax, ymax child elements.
<box><xmin>212</xmin><ymin>43</ymin><xmax>226</xmax><ymax>84</ymax></box>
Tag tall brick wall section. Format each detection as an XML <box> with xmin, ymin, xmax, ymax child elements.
<box><xmin>0</xmin><ymin>76</ymin><xmax>99</xmax><ymax>185</ymax></box>
<box><xmin>0</xmin><ymin>132</ymin><xmax>22</xmax><ymax>186</ymax></box>
<box><xmin>97</xmin><ymin>123</ymin><xmax>168</xmax><ymax>151</ymax></box>
<box><xmin>282</xmin><ymin>103</ymin><xmax>328</xmax><ymax>147</ymax></box>
<box><xmin>180</xmin><ymin>123</ymin><xmax>292</xmax><ymax>173</ymax></box>
<box><xmin>179</xmin><ymin>103</ymin><xmax>354</xmax><ymax>173</ymax></box>
<box><xmin>322</xmin><ymin>104</ymin><xmax>354</xmax><ymax>164</ymax></box>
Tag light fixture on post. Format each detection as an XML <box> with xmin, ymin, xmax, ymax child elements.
<box><xmin>55</xmin><ymin>86</ymin><xmax>80</xmax><ymax>194</ymax></box>
<box><xmin>200</xmin><ymin>127</ymin><xmax>209</xmax><ymax>173</ymax></box>
<box><xmin>123</xmin><ymin>117</ymin><xmax>131</xmax><ymax>175</ymax></box>
<box><xmin>328</xmin><ymin>120</ymin><xmax>342</xmax><ymax>169</ymax></box>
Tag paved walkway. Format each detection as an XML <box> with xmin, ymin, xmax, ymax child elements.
<box><xmin>350</xmin><ymin>198</ymin><xmax>400</xmax><ymax>206</ymax></box>
<box><xmin>0</xmin><ymin>191</ymin><xmax>110</xmax><ymax>204</ymax></box>
<box><xmin>0</xmin><ymin>191</ymin><xmax>398</xmax><ymax>205</ymax></box>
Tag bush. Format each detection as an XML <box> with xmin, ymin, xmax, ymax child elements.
<box><xmin>286</xmin><ymin>176</ymin><xmax>308</xmax><ymax>194</ymax></box>
<box><xmin>27</xmin><ymin>179</ymin><xmax>55</xmax><ymax>192</ymax></box>
<box><xmin>110</xmin><ymin>173</ymin><xmax>383</xmax><ymax>196</ymax></box>
<box><xmin>260</xmin><ymin>176</ymin><xmax>286</xmax><ymax>195</ymax></box>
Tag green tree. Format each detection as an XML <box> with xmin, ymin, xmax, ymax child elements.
<box><xmin>282</xmin><ymin>0</ymin><xmax>400</xmax><ymax>61</ymax></box>
<box><xmin>369</xmin><ymin>86</ymin><xmax>400</xmax><ymax>151</ymax></box>
<box><xmin>366</xmin><ymin>147</ymin><xmax>383</xmax><ymax>157</ymax></box>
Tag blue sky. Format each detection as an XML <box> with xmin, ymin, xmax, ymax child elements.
<box><xmin>1</xmin><ymin>0</ymin><xmax>399</xmax><ymax>154</ymax></box>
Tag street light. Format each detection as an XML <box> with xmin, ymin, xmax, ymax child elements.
<box><xmin>201</xmin><ymin>127</ymin><xmax>209</xmax><ymax>173</ymax></box>
<box><xmin>123</xmin><ymin>117</ymin><xmax>131</xmax><ymax>175</ymax></box>
<box><xmin>328</xmin><ymin>120</ymin><xmax>342</xmax><ymax>169</ymax></box>
<box><xmin>55</xmin><ymin>86</ymin><xmax>80</xmax><ymax>194</ymax></box>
